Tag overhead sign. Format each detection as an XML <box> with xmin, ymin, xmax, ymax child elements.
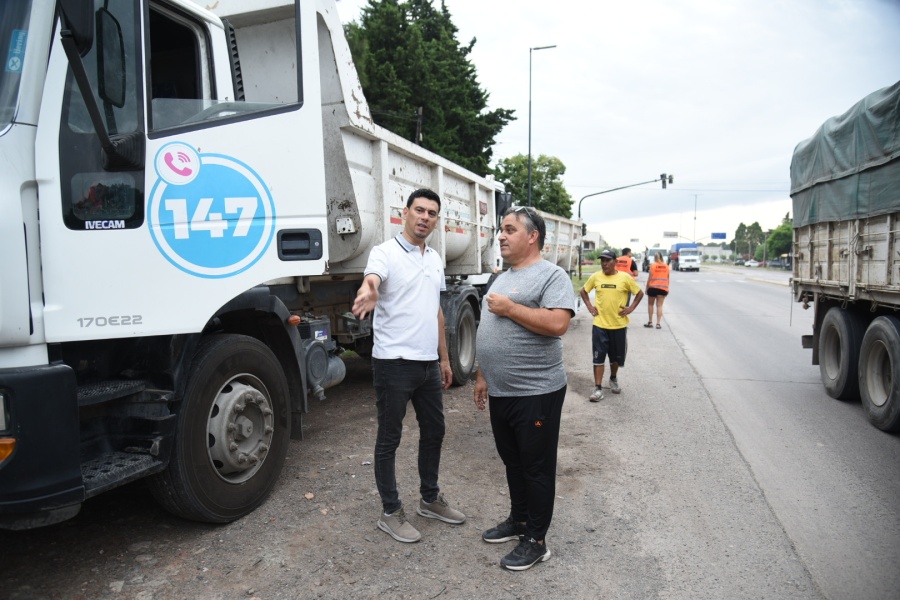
<box><xmin>711</xmin><ymin>232</ymin><xmax>727</xmax><ymax>239</ymax></box>
<box><xmin>630</xmin><ymin>238</ymin><xmax>639</xmax><ymax>243</ymax></box>
<box><xmin>663</xmin><ymin>231</ymin><xmax>678</xmax><ymax>238</ymax></box>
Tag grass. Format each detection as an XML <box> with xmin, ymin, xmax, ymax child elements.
<box><xmin>571</xmin><ymin>264</ymin><xmax>601</xmax><ymax>293</ymax></box>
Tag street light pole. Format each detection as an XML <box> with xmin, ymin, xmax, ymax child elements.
<box><xmin>693</xmin><ymin>194</ymin><xmax>699</xmax><ymax>243</ymax></box>
<box><xmin>527</xmin><ymin>44</ymin><xmax>556</xmax><ymax>207</ymax></box>
<box><xmin>577</xmin><ymin>173</ymin><xmax>674</xmax><ymax>279</ymax></box>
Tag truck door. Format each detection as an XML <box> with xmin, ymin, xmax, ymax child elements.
<box><xmin>38</xmin><ymin>0</ymin><xmax>327</xmax><ymax>342</ymax></box>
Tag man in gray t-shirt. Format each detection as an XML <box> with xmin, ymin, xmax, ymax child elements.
<box><xmin>474</xmin><ymin>206</ymin><xmax>575</xmax><ymax>572</ymax></box>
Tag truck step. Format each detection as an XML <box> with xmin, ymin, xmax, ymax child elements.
<box><xmin>82</xmin><ymin>451</ymin><xmax>165</xmax><ymax>498</ymax></box>
<box><xmin>77</xmin><ymin>380</ymin><xmax>148</xmax><ymax>407</ymax></box>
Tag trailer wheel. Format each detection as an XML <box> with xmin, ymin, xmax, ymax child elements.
<box><xmin>449</xmin><ymin>301</ymin><xmax>477</xmax><ymax>386</ymax></box>
<box><xmin>858</xmin><ymin>316</ymin><xmax>900</xmax><ymax>432</ymax></box>
<box><xmin>148</xmin><ymin>334</ymin><xmax>291</xmax><ymax>523</ymax></box>
<box><xmin>819</xmin><ymin>307</ymin><xmax>864</xmax><ymax>400</ymax></box>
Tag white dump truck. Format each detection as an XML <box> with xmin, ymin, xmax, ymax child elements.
<box><xmin>791</xmin><ymin>80</ymin><xmax>900</xmax><ymax>432</ymax></box>
<box><xmin>538</xmin><ymin>209</ymin><xmax>581</xmax><ymax>275</ymax></box>
<box><xmin>0</xmin><ymin>0</ymin><xmax>575</xmax><ymax>529</ymax></box>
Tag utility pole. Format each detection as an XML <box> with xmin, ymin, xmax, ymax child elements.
<box><xmin>693</xmin><ymin>194</ymin><xmax>699</xmax><ymax>242</ymax></box>
<box><xmin>414</xmin><ymin>107</ymin><xmax>423</xmax><ymax>144</ymax></box>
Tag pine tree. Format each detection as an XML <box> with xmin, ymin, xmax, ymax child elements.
<box><xmin>344</xmin><ymin>0</ymin><xmax>514</xmax><ymax>174</ymax></box>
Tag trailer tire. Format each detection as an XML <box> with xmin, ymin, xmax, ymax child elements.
<box><xmin>148</xmin><ymin>334</ymin><xmax>291</xmax><ymax>523</ymax></box>
<box><xmin>858</xmin><ymin>316</ymin><xmax>900</xmax><ymax>432</ymax></box>
<box><xmin>819</xmin><ymin>307</ymin><xmax>864</xmax><ymax>400</ymax></box>
<box><xmin>449</xmin><ymin>301</ymin><xmax>477</xmax><ymax>386</ymax></box>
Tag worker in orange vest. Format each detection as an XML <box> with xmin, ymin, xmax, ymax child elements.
<box><xmin>615</xmin><ymin>248</ymin><xmax>639</xmax><ymax>279</ymax></box>
<box><xmin>644</xmin><ymin>252</ymin><xmax>670</xmax><ymax>329</ymax></box>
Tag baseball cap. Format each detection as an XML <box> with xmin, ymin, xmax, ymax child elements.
<box><xmin>599</xmin><ymin>249</ymin><xmax>617</xmax><ymax>261</ymax></box>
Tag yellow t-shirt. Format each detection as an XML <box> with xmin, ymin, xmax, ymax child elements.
<box><xmin>583</xmin><ymin>270</ymin><xmax>642</xmax><ymax>329</ymax></box>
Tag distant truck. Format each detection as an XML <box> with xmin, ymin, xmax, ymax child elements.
<box><xmin>791</xmin><ymin>80</ymin><xmax>900</xmax><ymax>432</ymax></box>
<box><xmin>643</xmin><ymin>246</ymin><xmax>669</xmax><ymax>272</ymax></box>
<box><xmin>669</xmin><ymin>242</ymin><xmax>700</xmax><ymax>271</ymax></box>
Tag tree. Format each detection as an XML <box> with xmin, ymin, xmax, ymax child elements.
<box><xmin>344</xmin><ymin>0</ymin><xmax>515</xmax><ymax>174</ymax></box>
<box><xmin>766</xmin><ymin>213</ymin><xmax>793</xmax><ymax>258</ymax></box>
<box><xmin>731</xmin><ymin>221</ymin><xmax>766</xmax><ymax>258</ymax></box>
<box><xmin>491</xmin><ymin>153</ymin><xmax>574</xmax><ymax>217</ymax></box>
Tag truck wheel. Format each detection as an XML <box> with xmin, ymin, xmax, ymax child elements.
<box><xmin>858</xmin><ymin>316</ymin><xmax>900</xmax><ymax>432</ymax></box>
<box><xmin>819</xmin><ymin>307</ymin><xmax>864</xmax><ymax>400</ymax></box>
<box><xmin>148</xmin><ymin>334</ymin><xmax>291</xmax><ymax>522</ymax></box>
<box><xmin>449</xmin><ymin>301</ymin><xmax>477</xmax><ymax>386</ymax></box>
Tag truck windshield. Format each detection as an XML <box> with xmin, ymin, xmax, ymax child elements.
<box><xmin>0</xmin><ymin>0</ymin><xmax>32</xmax><ymax>132</ymax></box>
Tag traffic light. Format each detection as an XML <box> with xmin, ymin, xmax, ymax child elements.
<box><xmin>660</xmin><ymin>173</ymin><xmax>674</xmax><ymax>189</ymax></box>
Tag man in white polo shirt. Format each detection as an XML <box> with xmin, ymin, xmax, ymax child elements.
<box><xmin>352</xmin><ymin>188</ymin><xmax>466</xmax><ymax>543</ymax></box>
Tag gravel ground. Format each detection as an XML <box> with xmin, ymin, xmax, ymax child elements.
<box><xmin>0</xmin><ymin>310</ymin><xmax>821</xmax><ymax>599</ymax></box>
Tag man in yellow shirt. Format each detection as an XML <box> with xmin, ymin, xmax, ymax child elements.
<box><xmin>579</xmin><ymin>249</ymin><xmax>644</xmax><ymax>401</ymax></box>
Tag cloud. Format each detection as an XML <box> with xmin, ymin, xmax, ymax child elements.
<box><xmin>337</xmin><ymin>0</ymin><xmax>900</xmax><ymax>247</ymax></box>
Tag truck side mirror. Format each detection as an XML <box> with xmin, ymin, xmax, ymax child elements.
<box><xmin>96</xmin><ymin>8</ymin><xmax>126</xmax><ymax>108</ymax></box>
<box><xmin>58</xmin><ymin>0</ymin><xmax>94</xmax><ymax>57</ymax></box>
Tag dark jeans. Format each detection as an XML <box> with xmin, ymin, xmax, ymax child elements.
<box><xmin>489</xmin><ymin>385</ymin><xmax>566</xmax><ymax>541</ymax></box>
<box><xmin>373</xmin><ymin>358</ymin><xmax>445</xmax><ymax>514</ymax></box>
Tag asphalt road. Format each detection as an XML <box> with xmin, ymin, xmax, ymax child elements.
<box><xmin>663</xmin><ymin>264</ymin><xmax>900</xmax><ymax>600</ymax></box>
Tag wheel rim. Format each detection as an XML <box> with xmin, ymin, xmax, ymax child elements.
<box><xmin>866</xmin><ymin>341</ymin><xmax>892</xmax><ymax>408</ymax></box>
<box><xmin>207</xmin><ymin>377</ymin><xmax>275</xmax><ymax>483</ymax></box>
<box><xmin>458</xmin><ymin>310</ymin><xmax>476</xmax><ymax>373</ymax></box>
<box><xmin>822</xmin><ymin>325</ymin><xmax>841</xmax><ymax>381</ymax></box>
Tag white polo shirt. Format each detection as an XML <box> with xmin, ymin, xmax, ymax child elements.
<box><xmin>364</xmin><ymin>235</ymin><xmax>446</xmax><ymax>360</ymax></box>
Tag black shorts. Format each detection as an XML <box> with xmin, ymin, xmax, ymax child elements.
<box><xmin>647</xmin><ymin>287</ymin><xmax>668</xmax><ymax>297</ymax></box>
<box><xmin>592</xmin><ymin>325</ymin><xmax>627</xmax><ymax>366</ymax></box>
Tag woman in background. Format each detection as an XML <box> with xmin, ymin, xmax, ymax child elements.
<box><xmin>644</xmin><ymin>252</ymin><xmax>670</xmax><ymax>329</ymax></box>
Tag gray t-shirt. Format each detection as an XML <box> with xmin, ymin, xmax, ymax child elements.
<box><xmin>476</xmin><ymin>260</ymin><xmax>577</xmax><ymax>396</ymax></box>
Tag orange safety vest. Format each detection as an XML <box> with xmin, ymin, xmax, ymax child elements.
<box><xmin>615</xmin><ymin>256</ymin><xmax>636</xmax><ymax>279</ymax></box>
<box><xmin>648</xmin><ymin>262</ymin><xmax>670</xmax><ymax>292</ymax></box>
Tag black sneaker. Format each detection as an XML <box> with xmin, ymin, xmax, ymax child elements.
<box><xmin>500</xmin><ymin>537</ymin><xmax>551</xmax><ymax>571</ymax></box>
<box><xmin>482</xmin><ymin>516</ymin><xmax>526</xmax><ymax>543</ymax></box>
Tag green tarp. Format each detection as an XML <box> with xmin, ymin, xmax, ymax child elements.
<box><xmin>791</xmin><ymin>80</ymin><xmax>900</xmax><ymax>228</ymax></box>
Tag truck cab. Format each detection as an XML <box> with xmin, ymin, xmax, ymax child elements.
<box><xmin>677</xmin><ymin>247</ymin><xmax>700</xmax><ymax>271</ymax></box>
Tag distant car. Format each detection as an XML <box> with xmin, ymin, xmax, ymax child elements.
<box><xmin>767</xmin><ymin>258</ymin><xmax>785</xmax><ymax>269</ymax></box>
<box><xmin>745</xmin><ymin>259</ymin><xmax>760</xmax><ymax>267</ymax></box>
<box><xmin>733</xmin><ymin>259</ymin><xmax>745</xmax><ymax>266</ymax></box>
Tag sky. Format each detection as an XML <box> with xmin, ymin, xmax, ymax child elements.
<box><xmin>335</xmin><ymin>0</ymin><xmax>900</xmax><ymax>251</ymax></box>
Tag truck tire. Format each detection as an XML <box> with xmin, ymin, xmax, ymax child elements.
<box><xmin>858</xmin><ymin>316</ymin><xmax>900</xmax><ymax>432</ymax></box>
<box><xmin>819</xmin><ymin>307</ymin><xmax>864</xmax><ymax>400</ymax></box>
<box><xmin>449</xmin><ymin>301</ymin><xmax>477</xmax><ymax>386</ymax></box>
<box><xmin>148</xmin><ymin>334</ymin><xmax>291</xmax><ymax>523</ymax></box>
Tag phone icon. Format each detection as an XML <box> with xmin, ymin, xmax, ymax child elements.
<box><xmin>164</xmin><ymin>151</ymin><xmax>193</xmax><ymax>177</ymax></box>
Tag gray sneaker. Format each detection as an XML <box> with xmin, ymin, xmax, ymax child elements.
<box><xmin>378</xmin><ymin>508</ymin><xmax>421</xmax><ymax>543</ymax></box>
<box><xmin>609</xmin><ymin>379</ymin><xmax>621</xmax><ymax>394</ymax></box>
<box><xmin>416</xmin><ymin>493</ymin><xmax>466</xmax><ymax>524</ymax></box>
<box><xmin>589</xmin><ymin>388</ymin><xmax>604</xmax><ymax>402</ymax></box>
